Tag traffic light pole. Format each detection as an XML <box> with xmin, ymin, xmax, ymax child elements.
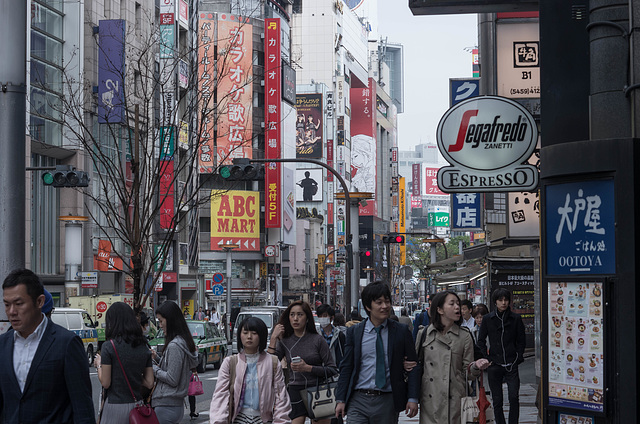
<box><xmin>250</xmin><ymin>158</ymin><xmax>354</xmax><ymax>312</ymax></box>
<box><xmin>0</xmin><ymin>0</ymin><xmax>26</xmax><ymax>324</ymax></box>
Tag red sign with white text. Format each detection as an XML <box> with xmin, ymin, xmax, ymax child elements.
<box><xmin>159</xmin><ymin>160</ymin><xmax>175</xmax><ymax>229</ymax></box>
<box><xmin>425</xmin><ymin>167</ymin><xmax>446</xmax><ymax>195</ymax></box>
<box><xmin>350</xmin><ymin>79</ymin><xmax>377</xmax><ymax>216</ymax></box>
<box><xmin>265</xmin><ymin>18</ymin><xmax>281</xmax><ymax>227</ymax></box>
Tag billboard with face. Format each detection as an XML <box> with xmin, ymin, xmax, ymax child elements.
<box><xmin>296</xmin><ymin>94</ymin><xmax>323</xmax><ymax>158</ymax></box>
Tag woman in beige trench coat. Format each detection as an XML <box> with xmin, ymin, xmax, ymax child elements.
<box><xmin>415</xmin><ymin>290</ymin><xmax>490</xmax><ymax>424</ymax></box>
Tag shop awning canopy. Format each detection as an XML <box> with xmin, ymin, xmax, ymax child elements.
<box><xmin>434</xmin><ymin>263</ymin><xmax>487</xmax><ymax>286</ymax></box>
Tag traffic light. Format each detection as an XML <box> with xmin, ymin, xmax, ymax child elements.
<box><xmin>42</xmin><ymin>166</ymin><xmax>90</xmax><ymax>188</ymax></box>
<box><xmin>218</xmin><ymin>158</ymin><xmax>264</xmax><ymax>181</ymax></box>
<box><xmin>360</xmin><ymin>248</ymin><xmax>373</xmax><ymax>267</ymax></box>
<box><xmin>382</xmin><ymin>233</ymin><xmax>405</xmax><ymax>243</ymax></box>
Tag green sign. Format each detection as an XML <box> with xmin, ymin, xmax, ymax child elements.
<box><xmin>428</xmin><ymin>212</ymin><xmax>450</xmax><ymax>227</ymax></box>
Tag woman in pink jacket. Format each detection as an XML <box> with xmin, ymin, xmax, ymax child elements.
<box><xmin>210</xmin><ymin>317</ymin><xmax>291</xmax><ymax>424</ymax></box>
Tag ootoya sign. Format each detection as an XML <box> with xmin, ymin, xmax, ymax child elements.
<box><xmin>436</xmin><ymin>96</ymin><xmax>538</xmax><ymax>192</ymax></box>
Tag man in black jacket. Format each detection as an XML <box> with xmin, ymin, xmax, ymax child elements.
<box><xmin>477</xmin><ymin>288</ymin><xmax>526</xmax><ymax>424</ymax></box>
<box><xmin>335</xmin><ymin>282</ymin><xmax>420</xmax><ymax>423</ymax></box>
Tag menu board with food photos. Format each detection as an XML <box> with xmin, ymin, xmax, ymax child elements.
<box><xmin>548</xmin><ymin>282</ymin><xmax>604</xmax><ymax>413</ymax></box>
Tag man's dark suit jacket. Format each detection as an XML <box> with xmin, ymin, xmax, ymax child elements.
<box><xmin>336</xmin><ymin>318</ymin><xmax>421</xmax><ymax>413</ymax></box>
<box><xmin>0</xmin><ymin>318</ymin><xmax>95</xmax><ymax>423</ymax></box>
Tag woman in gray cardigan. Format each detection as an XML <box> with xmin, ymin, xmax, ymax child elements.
<box><xmin>152</xmin><ymin>302</ymin><xmax>199</xmax><ymax>424</ymax></box>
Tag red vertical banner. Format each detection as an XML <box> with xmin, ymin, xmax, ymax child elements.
<box><xmin>265</xmin><ymin>18</ymin><xmax>281</xmax><ymax>227</ymax></box>
<box><xmin>412</xmin><ymin>163</ymin><xmax>421</xmax><ymax>195</ymax></box>
<box><xmin>216</xmin><ymin>15</ymin><xmax>253</xmax><ymax>165</ymax></box>
<box><xmin>159</xmin><ymin>160</ymin><xmax>175</xmax><ymax>229</ymax></box>
<box><xmin>350</xmin><ymin>79</ymin><xmax>377</xmax><ymax>216</ymax></box>
<box><xmin>327</xmin><ymin>138</ymin><xmax>334</xmax><ymax>182</ymax></box>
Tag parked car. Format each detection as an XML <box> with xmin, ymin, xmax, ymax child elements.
<box><xmin>149</xmin><ymin>320</ymin><xmax>227</xmax><ymax>373</ymax></box>
<box><xmin>231</xmin><ymin>306</ymin><xmax>286</xmax><ymax>354</ymax></box>
<box><xmin>50</xmin><ymin>307</ymin><xmax>98</xmax><ymax>365</ymax></box>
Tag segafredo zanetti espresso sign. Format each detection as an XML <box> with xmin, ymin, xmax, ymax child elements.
<box><xmin>436</xmin><ymin>96</ymin><xmax>538</xmax><ymax>192</ymax></box>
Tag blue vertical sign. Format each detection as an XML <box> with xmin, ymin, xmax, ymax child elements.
<box><xmin>449</xmin><ymin>78</ymin><xmax>480</xmax><ymax>106</ymax></box>
<box><xmin>98</xmin><ymin>20</ymin><xmax>126</xmax><ymax>124</ymax></box>
<box><xmin>545</xmin><ymin>180</ymin><xmax>615</xmax><ymax>275</ymax></box>
<box><xmin>451</xmin><ymin>193</ymin><xmax>482</xmax><ymax>231</ymax></box>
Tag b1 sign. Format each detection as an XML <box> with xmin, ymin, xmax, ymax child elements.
<box><xmin>436</xmin><ymin>96</ymin><xmax>538</xmax><ymax>192</ymax></box>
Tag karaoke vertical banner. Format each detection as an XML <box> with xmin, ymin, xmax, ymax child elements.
<box><xmin>265</xmin><ymin>18</ymin><xmax>281</xmax><ymax>227</ymax></box>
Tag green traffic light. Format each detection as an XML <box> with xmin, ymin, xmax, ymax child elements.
<box><xmin>220</xmin><ymin>166</ymin><xmax>231</xmax><ymax>179</ymax></box>
<box><xmin>42</xmin><ymin>172</ymin><xmax>54</xmax><ymax>185</ymax></box>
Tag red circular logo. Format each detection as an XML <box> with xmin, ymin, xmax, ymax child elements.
<box><xmin>96</xmin><ymin>301</ymin><xmax>108</xmax><ymax>313</ymax></box>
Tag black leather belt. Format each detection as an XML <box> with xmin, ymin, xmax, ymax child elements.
<box><xmin>355</xmin><ymin>389</ymin><xmax>390</xmax><ymax>396</ymax></box>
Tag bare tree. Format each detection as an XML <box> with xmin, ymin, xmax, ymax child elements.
<box><xmin>31</xmin><ymin>9</ymin><xmax>260</xmax><ymax>310</ymax></box>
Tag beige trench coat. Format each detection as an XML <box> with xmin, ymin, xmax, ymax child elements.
<box><xmin>416</xmin><ymin>324</ymin><xmax>480</xmax><ymax>424</ymax></box>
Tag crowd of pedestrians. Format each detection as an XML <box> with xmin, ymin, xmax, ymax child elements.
<box><xmin>0</xmin><ymin>268</ymin><xmax>525</xmax><ymax>424</ymax></box>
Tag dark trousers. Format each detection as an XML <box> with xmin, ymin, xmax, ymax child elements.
<box><xmin>487</xmin><ymin>364</ymin><xmax>520</xmax><ymax>424</ymax></box>
<box><xmin>345</xmin><ymin>391</ymin><xmax>398</xmax><ymax>424</ymax></box>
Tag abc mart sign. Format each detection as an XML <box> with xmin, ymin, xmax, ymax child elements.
<box><xmin>436</xmin><ymin>96</ymin><xmax>538</xmax><ymax>192</ymax></box>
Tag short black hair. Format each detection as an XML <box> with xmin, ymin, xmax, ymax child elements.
<box><xmin>460</xmin><ymin>299</ymin><xmax>474</xmax><ymax>311</ymax></box>
<box><xmin>2</xmin><ymin>268</ymin><xmax>44</xmax><ymax>306</ymax></box>
<box><xmin>361</xmin><ymin>281</ymin><xmax>391</xmax><ymax>317</ymax></box>
<box><xmin>492</xmin><ymin>288</ymin><xmax>512</xmax><ymax>305</ymax></box>
<box><xmin>333</xmin><ymin>312</ymin><xmax>346</xmax><ymax>327</ymax></box>
<box><xmin>237</xmin><ymin>317</ymin><xmax>268</xmax><ymax>352</ymax></box>
<box><xmin>430</xmin><ymin>290</ymin><xmax>462</xmax><ymax>332</ymax></box>
<box><xmin>316</xmin><ymin>304</ymin><xmax>335</xmax><ymax>317</ymax></box>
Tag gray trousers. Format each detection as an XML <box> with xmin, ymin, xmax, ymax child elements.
<box><xmin>345</xmin><ymin>391</ymin><xmax>398</xmax><ymax>424</ymax></box>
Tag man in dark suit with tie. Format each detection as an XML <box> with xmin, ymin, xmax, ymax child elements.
<box><xmin>335</xmin><ymin>281</ymin><xmax>420</xmax><ymax>423</ymax></box>
<box><xmin>0</xmin><ymin>268</ymin><xmax>95</xmax><ymax>423</ymax></box>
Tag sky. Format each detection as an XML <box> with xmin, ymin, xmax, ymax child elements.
<box><xmin>376</xmin><ymin>3</ymin><xmax>478</xmax><ymax>152</ymax></box>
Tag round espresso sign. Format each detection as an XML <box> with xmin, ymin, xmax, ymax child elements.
<box><xmin>436</xmin><ymin>96</ymin><xmax>538</xmax><ymax>172</ymax></box>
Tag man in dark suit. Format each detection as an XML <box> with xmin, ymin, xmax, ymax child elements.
<box><xmin>335</xmin><ymin>281</ymin><xmax>420</xmax><ymax>423</ymax></box>
<box><xmin>0</xmin><ymin>268</ymin><xmax>95</xmax><ymax>423</ymax></box>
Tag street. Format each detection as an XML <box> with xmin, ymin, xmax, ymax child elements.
<box><xmin>90</xmin><ymin>353</ymin><xmax>540</xmax><ymax>423</ymax></box>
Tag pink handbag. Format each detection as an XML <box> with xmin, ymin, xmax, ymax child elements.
<box><xmin>188</xmin><ymin>372</ymin><xmax>204</xmax><ymax>396</ymax></box>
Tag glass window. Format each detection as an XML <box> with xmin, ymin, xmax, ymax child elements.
<box><xmin>31</xmin><ymin>3</ymin><xmax>64</xmax><ymax>39</ymax></box>
<box><xmin>67</xmin><ymin>313</ymin><xmax>82</xmax><ymax>330</ymax></box>
<box><xmin>188</xmin><ymin>322</ymin><xmax>206</xmax><ymax>338</ymax></box>
<box><xmin>30</xmin><ymin>32</ymin><xmax>63</xmax><ymax>67</ymax></box>
<box><xmin>292</xmin><ymin>0</ymin><xmax>302</xmax><ymax>13</ymax></box>
<box><xmin>50</xmin><ymin>313</ymin><xmax>66</xmax><ymax>327</ymax></box>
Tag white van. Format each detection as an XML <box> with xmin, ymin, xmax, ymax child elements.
<box><xmin>231</xmin><ymin>307</ymin><xmax>286</xmax><ymax>354</ymax></box>
<box><xmin>50</xmin><ymin>307</ymin><xmax>98</xmax><ymax>365</ymax></box>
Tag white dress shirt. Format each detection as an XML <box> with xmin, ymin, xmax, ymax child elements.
<box><xmin>13</xmin><ymin>314</ymin><xmax>48</xmax><ymax>392</ymax></box>
<box><xmin>461</xmin><ymin>316</ymin><xmax>476</xmax><ymax>331</ymax></box>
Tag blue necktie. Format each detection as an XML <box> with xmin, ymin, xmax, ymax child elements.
<box><xmin>374</xmin><ymin>326</ymin><xmax>385</xmax><ymax>389</ymax></box>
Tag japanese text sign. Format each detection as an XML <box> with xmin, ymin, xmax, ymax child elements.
<box><xmin>451</xmin><ymin>192</ymin><xmax>482</xmax><ymax>231</ymax></box>
<box><xmin>265</xmin><ymin>18</ymin><xmax>282</xmax><ymax>228</ymax></box>
<box><xmin>425</xmin><ymin>167</ymin><xmax>446</xmax><ymax>195</ymax></box>
<box><xmin>545</xmin><ymin>180</ymin><xmax>615</xmax><ymax>275</ymax></box>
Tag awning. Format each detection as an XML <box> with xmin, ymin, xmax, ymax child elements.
<box><xmin>433</xmin><ymin>263</ymin><xmax>487</xmax><ymax>286</ymax></box>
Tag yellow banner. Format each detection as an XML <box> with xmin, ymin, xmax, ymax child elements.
<box><xmin>210</xmin><ymin>190</ymin><xmax>260</xmax><ymax>251</ymax></box>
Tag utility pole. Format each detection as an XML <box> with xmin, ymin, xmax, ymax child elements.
<box><xmin>0</xmin><ymin>1</ymin><xmax>26</xmax><ymax>324</ymax></box>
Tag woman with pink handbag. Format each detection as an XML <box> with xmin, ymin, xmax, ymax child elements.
<box><xmin>95</xmin><ymin>302</ymin><xmax>155</xmax><ymax>423</ymax></box>
<box><xmin>210</xmin><ymin>317</ymin><xmax>291</xmax><ymax>424</ymax></box>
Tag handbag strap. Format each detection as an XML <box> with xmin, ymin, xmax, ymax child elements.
<box><xmin>110</xmin><ymin>339</ymin><xmax>138</xmax><ymax>403</ymax></box>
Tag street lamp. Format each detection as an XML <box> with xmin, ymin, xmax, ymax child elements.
<box><xmin>219</xmin><ymin>242</ymin><xmax>238</xmax><ymax>343</ymax></box>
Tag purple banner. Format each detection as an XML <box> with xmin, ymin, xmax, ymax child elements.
<box><xmin>98</xmin><ymin>20</ymin><xmax>125</xmax><ymax>124</ymax></box>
